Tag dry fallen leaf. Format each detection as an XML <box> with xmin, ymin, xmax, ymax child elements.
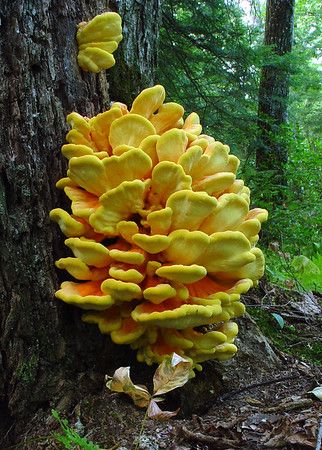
<box><xmin>106</xmin><ymin>353</ymin><xmax>192</xmax><ymax>418</ymax></box>
<box><xmin>106</xmin><ymin>366</ymin><xmax>151</xmax><ymax>408</ymax></box>
<box><xmin>308</xmin><ymin>386</ymin><xmax>322</xmax><ymax>401</ymax></box>
<box><xmin>147</xmin><ymin>399</ymin><xmax>180</xmax><ymax>420</ymax></box>
<box><xmin>153</xmin><ymin>353</ymin><xmax>192</xmax><ymax>396</ymax></box>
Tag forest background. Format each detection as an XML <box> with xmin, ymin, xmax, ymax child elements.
<box><xmin>160</xmin><ymin>0</ymin><xmax>321</xmax><ymax>294</ymax></box>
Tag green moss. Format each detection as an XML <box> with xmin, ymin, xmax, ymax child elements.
<box><xmin>249</xmin><ymin>307</ymin><xmax>322</xmax><ymax>366</ymax></box>
<box><xmin>16</xmin><ymin>354</ymin><xmax>39</xmax><ymax>384</ymax></box>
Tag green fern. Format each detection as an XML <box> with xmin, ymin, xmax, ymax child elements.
<box><xmin>51</xmin><ymin>409</ymin><xmax>100</xmax><ymax>450</ymax></box>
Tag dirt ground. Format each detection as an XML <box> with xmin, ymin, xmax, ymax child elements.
<box><xmin>2</xmin><ymin>284</ymin><xmax>321</xmax><ymax>450</ymax></box>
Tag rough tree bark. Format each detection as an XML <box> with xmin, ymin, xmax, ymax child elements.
<box><xmin>256</xmin><ymin>0</ymin><xmax>295</xmax><ymax>186</ymax></box>
<box><xmin>110</xmin><ymin>0</ymin><xmax>163</xmax><ymax>104</ymax></box>
<box><xmin>0</xmin><ymin>0</ymin><xmax>161</xmax><ymax>444</ymax></box>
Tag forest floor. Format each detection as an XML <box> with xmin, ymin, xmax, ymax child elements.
<box><xmin>3</xmin><ymin>283</ymin><xmax>322</xmax><ymax>450</ymax></box>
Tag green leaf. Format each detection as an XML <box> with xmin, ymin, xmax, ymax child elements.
<box><xmin>292</xmin><ymin>255</ymin><xmax>320</xmax><ymax>275</ymax></box>
<box><xmin>152</xmin><ymin>353</ymin><xmax>192</xmax><ymax>396</ymax></box>
<box><xmin>271</xmin><ymin>313</ymin><xmax>285</xmax><ymax>329</ymax></box>
<box><xmin>106</xmin><ymin>367</ymin><xmax>151</xmax><ymax>408</ymax></box>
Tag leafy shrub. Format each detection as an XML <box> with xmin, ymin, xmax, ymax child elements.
<box><xmin>242</xmin><ymin>124</ymin><xmax>321</xmax><ymax>291</ymax></box>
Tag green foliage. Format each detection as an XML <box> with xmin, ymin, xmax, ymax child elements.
<box><xmin>159</xmin><ymin>0</ymin><xmax>320</xmax><ymax>291</ymax></box>
<box><xmin>271</xmin><ymin>313</ymin><xmax>285</xmax><ymax>329</ymax></box>
<box><xmin>51</xmin><ymin>410</ymin><xmax>100</xmax><ymax>450</ymax></box>
<box><xmin>158</xmin><ymin>0</ymin><xmax>262</xmax><ymax>155</ymax></box>
<box><xmin>264</xmin><ymin>249</ymin><xmax>322</xmax><ymax>293</ymax></box>
<box><xmin>290</xmin><ymin>0</ymin><xmax>322</xmax><ymax>138</ymax></box>
<box><xmin>243</xmin><ymin>123</ymin><xmax>321</xmax><ymax>291</ymax></box>
<box><xmin>292</xmin><ymin>253</ymin><xmax>322</xmax><ymax>292</ymax></box>
<box><xmin>249</xmin><ymin>308</ymin><xmax>322</xmax><ymax>365</ymax></box>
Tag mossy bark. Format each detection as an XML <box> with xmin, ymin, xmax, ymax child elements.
<box><xmin>0</xmin><ymin>0</ymin><xmax>161</xmax><ymax>445</ymax></box>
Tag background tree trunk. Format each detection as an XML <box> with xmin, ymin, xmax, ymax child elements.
<box><xmin>0</xmin><ymin>0</ymin><xmax>161</xmax><ymax>444</ymax></box>
<box><xmin>256</xmin><ymin>0</ymin><xmax>295</xmax><ymax>189</ymax></box>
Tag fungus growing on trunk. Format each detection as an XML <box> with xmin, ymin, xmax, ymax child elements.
<box><xmin>50</xmin><ymin>85</ymin><xmax>268</xmax><ymax>370</ymax></box>
<box><xmin>77</xmin><ymin>12</ymin><xmax>122</xmax><ymax>73</ymax></box>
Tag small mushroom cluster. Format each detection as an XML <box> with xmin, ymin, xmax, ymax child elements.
<box><xmin>77</xmin><ymin>12</ymin><xmax>122</xmax><ymax>73</ymax></box>
<box><xmin>50</xmin><ymin>85</ymin><xmax>267</xmax><ymax>370</ymax></box>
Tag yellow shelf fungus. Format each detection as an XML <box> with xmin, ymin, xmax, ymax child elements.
<box><xmin>77</xmin><ymin>12</ymin><xmax>122</xmax><ymax>73</ymax></box>
<box><xmin>51</xmin><ymin>85</ymin><xmax>268</xmax><ymax>370</ymax></box>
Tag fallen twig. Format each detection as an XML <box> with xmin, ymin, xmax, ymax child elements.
<box><xmin>263</xmin><ymin>398</ymin><xmax>313</xmax><ymax>413</ymax></box>
<box><xmin>219</xmin><ymin>374</ymin><xmax>300</xmax><ymax>401</ymax></box>
<box><xmin>178</xmin><ymin>425</ymin><xmax>239</xmax><ymax>449</ymax></box>
<box><xmin>288</xmin><ymin>339</ymin><xmax>321</xmax><ymax>348</ymax></box>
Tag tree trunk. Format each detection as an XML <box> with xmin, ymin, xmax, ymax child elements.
<box><xmin>0</xmin><ymin>0</ymin><xmax>161</xmax><ymax>444</ymax></box>
<box><xmin>109</xmin><ymin>0</ymin><xmax>163</xmax><ymax>104</ymax></box>
<box><xmin>256</xmin><ymin>0</ymin><xmax>295</xmax><ymax>186</ymax></box>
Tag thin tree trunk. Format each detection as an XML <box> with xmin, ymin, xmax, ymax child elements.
<box><xmin>0</xmin><ymin>0</ymin><xmax>161</xmax><ymax>444</ymax></box>
<box><xmin>256</xmin><ymin>0</ymin><xmax>295</xmax><ymax>186</ymax></box>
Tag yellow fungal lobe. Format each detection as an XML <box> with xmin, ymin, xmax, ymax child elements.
<box><xmin>182</xmin><ymin>112</ymin><xmax>202</xmax><ymax>135</ymax></box>
<box><xmin>68</xmin><ymin>155</ymin><xmax>109</xmax><ymax>196</ymax></box>
<box><xmin>146</xmin><ymin>208</ymin><xmax>173</xmax><ymax>235</ymax></box>
<box><xmin>109</xmin><ymin>248</ymin><xmax>145</xmax><ymax>265</ymax></box>
<box><xmin>132</xmin><ymin>233</ymin><xmax>170</xmax><ymax>254</ymax></box>
<box><xmin>131</xmin><ymin>300</ymin><xmax>221</xmax><ymax>330</ymax></box>
<box><xmin>130</xmin><ymin>85</ymin><xmax>166</xmax><ymax>118</ymax></box>
<box><xmin>77</xmin><ymin>12</ymin><xmax>123</xmax><ymax>73</ymax></box>
<box><xmin>62</xmin><ymin>144</ymin><xmax>97</xmax><ymax>160</ymax></box>
<box><xmin>150</xmin><ymin>102</ymin><xmax>184</xmax><ymax>134</ymax></box>
<box><xmin>149</xmin><ymin>161</ymin><xmax>192</xmax><ymax>206</ymax></box>
<box><xmin>49</xmin><ymin>208</ymin><xmax>87</xmax><ymax>237</ymax></box>
<box><xmin>89</xmin><ymin>108</ymin><xmax>123</xmax><ymax>151</ymax></box>
<box><xmin>155</xmin><ymin>264</ymin><xmax>207</xmax><ymax>284</ymax></box>
<box><xmin>64</xmin><ymin>186</ymin><xmax>99</xmax><ymax>218</ymax></box>
<box><xmin>101</xmin><ymin>278</ymin><xmax>142</xmax><ymax>302</ymax></box>
<box><xmin>199</xmin><ymin>193</ymin><xmax>249</xmax><ymax>234</ymax></box>
<box><xmin>109</xmin><ymin>114</ymin><xmax>156</xmax><ymax>149</ymax></box>
<box><xmin>89</xmin><ymin>180</ymin><xmax>150</xmax><ymax>235</ymax></box>
<box><xmin>82</xmin><ymin>307</ymin><xmax>122</xmax><ymax>334</ymax></box>
<box><xmin>55</xmin><ymin>257</ymin><xmax>107</xmax><ymax>281</ymax></box>
<box><xmin>156</xmin><ymin>129</ymin><xmax>188</xmax><ymax>163</ymax></box>
<box><xmin>55</xmin><ymin>280</ymin><xmax>114</xmax><ymax>310</ymax></box>
<box><xmin>143</xmin><ymin>284</ymin><xmax>177</xmax><ymax>304</ymax></box>
<box><xmin>166</xmin><ymin>190</ymin><xmax>217</xmax><ymax>231</ymax></box>
<box><xmin>109</xmin><ymin>265</ymin><xmax>144</xmax><ymax>284</ymax></box>
<box><xmin>65</xmin><ymin>237</ymin><xmax>111</xmax><ymax>268</ymax></box>
<box><xmin>111</xmin><ymin>318</ymin><xmax>146</xmax><ymax>344</ymax></box>
<box><xmin>116</xmin><ymin>221</ymin><xmax>139</xmax><ymax>243</ymax></box>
